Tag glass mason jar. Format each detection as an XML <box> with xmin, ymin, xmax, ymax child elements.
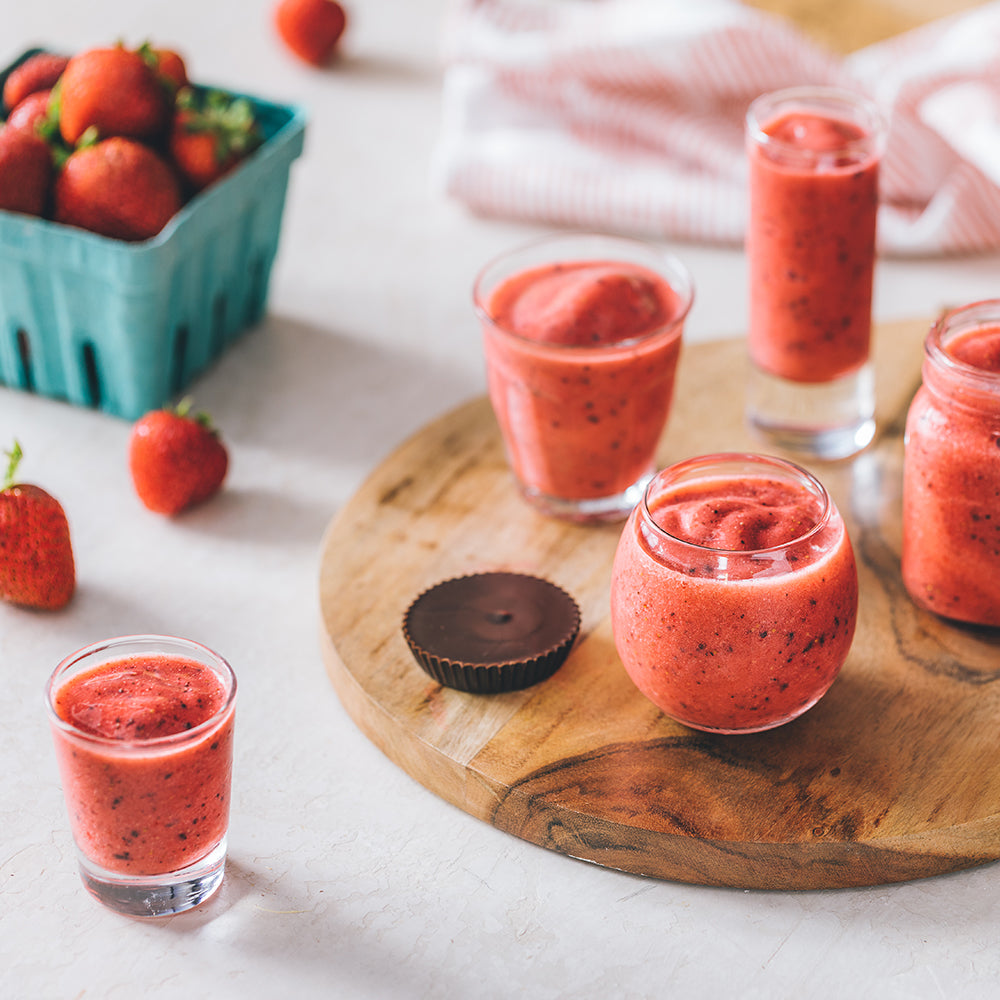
<box><xmin>610</xmin><ymin>453</ymin><xmax>858</xmax><ymax>734</ymax></box>
<box><xmin>902</xmin><ymin>301</ymin><xmax>1000</xmax><ymax>626</ymax></box>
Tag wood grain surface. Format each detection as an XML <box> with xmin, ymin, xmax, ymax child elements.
<box><xmin>318</xmin><ymin>318</ymin><xmax>1000</xmax><ymax>890</ymax></box>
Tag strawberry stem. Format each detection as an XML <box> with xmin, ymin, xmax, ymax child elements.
<box><xmin>174</xmin><ymin>396</ymin><xmax>215</xmax><ymax>431</ymax></box>
<box><xmin>3</xmin><ymin>440</ymin><xmax>23</xmax><ymax>491</ymax></box>
<box><xmin>174</xmin><ymin>87</ymin><xmax>262</xmax><ymax>163</ymax></box>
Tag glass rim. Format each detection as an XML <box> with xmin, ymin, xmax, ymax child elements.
<box><xmin>472</xmin><ymin>231</ymin><xmax>695</xmax><ymax>351</ymax></box>
<box><xmin>45</xmin><ymin>633</ymin><xmax>237</xmax><ymax>751</ymax></box>
<box><xmin>925</xmin><ymin>299</ymin><xmax>1000</xmax><ymax>389</ymax></box>
<box><xmin>746</xmin><ymin>85</ymin><xmax>887</xmax><ymax>160</ymax></box>
<box><xmin>639</xmin><ymin>451</ymin><xmax>833</xmax><ymax>556</ymax></box>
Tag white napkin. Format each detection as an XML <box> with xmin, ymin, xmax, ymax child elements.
<box><xmin>435</xmin><ymin>0</ymin><xmax>1000</xmax><ymax>255</ymax></box>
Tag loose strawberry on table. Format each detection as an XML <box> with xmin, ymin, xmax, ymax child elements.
<box><xmin>54</xmin><ymin>136</ymin><xmax>182</xmax><ymax>241</ymax></box>
<box><xmin>0</xmin><ymin>441</ymin><xmax>75</xmax><ymax>611</ymax></box>
<box><xmin>129</xmin><ymin>399</ymin><xmax>229</xmax><ymax>515</ymax></box>
<box><xmin>274</xmin><ymin>0</ymin><xmax>348</xmax><ymax>66</ymax></box>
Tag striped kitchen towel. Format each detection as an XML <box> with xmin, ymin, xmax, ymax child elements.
<box><xmin>434</xmin><ymin>0</ymin><xmax>1000</xmax><ymax>255</ymax></box>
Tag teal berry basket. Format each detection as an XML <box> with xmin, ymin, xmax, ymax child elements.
<box><xmin>0</xmin><ymin>48</ymin><xmax>306</xmax><ymax>420</ymax></box>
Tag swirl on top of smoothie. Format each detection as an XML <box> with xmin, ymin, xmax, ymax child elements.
<box><xmin>763</xmin><ymin>112</ymin><xmax>870</xmax><ymax>168</ymax></box>
<box><xmin>945</xmin><ymin>326</ymin><xmax>1000</xmax><ymax>372</ymax></box>
<box><xmin>649</xmin><ymin>477</ymin><xmax>825</xmax><ymax>552</ymax></box>
<box><xmin>488</xmin><ymin>261</ymin><xmax>675</xmax><ymax>346</ymax></box>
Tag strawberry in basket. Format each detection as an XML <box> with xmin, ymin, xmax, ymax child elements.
<box><xmin>169</xmin><ymin>87</ymin><xmax>262</xmax><ymax>192</ymax></box>
<box><xmin>0</xmin><ymin>126</ymin><xmax>53</xmax><ymax>216</ymax></box>
<box><xmin>56</xmin><ymin>44</ymin><xmax>171</xmax><ymax>145</ymax></box>
<box><xmin>54</xmin><ymin>136</ymin><xmax>182</xmax><ymax>242</ymax></box>
<box><xmin>0</xmin><ymin>40</ymin><xmax>266</xmax><ymax>241</ymax></box>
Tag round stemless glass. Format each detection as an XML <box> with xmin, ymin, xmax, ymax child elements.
<box><xmin>474</xmin><ymin>233</ymin><xmax>694</xmax><ymax>523</ymax></box>
<box><xmin>46</xmin><ymin>634</ymin><xmax>237</xmax><ymax>917</ymax></box>
<box><xmin>610</xmin><ymin>453</ymin><xmax>858</xmax><ymax>733</ymax></box>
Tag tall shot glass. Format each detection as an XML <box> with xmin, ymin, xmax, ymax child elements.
<box><xmin>474</xmin><ymin>233</ymin><xmax>694</xmax><ymax>523</ymax></box>
<box><xmin>745</xmin><ymin>86</ymin><xmax>886</xmax><ymax>461</ymax></box>
<box><xmin>46</xmin><ymin>634</ymin><xmax>237</xmax><ymax>917</ymax></box>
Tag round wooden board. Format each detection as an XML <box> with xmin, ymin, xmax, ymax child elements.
<box><xmin>319</xmin><ymin>318</ymin><xmax>1000</xmax><ymax>890</ymax></box>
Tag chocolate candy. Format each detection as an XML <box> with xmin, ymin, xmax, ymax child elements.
<box><xmin>402</xmin><ymin>571</ymin><xmax>580</xmax><ymax>693</ymax></box>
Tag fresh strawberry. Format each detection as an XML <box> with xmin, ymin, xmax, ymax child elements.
<box><xmin>5</xmin><ymin>89</ymin><xmax>54</xmax><ymax>135</ymax></box>
<box><xmin>138</xmin><ymin>43</ymin><xmax>190</xmax><ymax>98</ymax></box>
<box><xmin>128</xmin><ymin>398</ymin><xmax>229</xmax><ymax>515</ymax></box>
<box><xmin>53</xmin><ymin>136</ymin><xmax>181</xmax><ymax>241</ymax></box>
<box><xmin>274</xmin><ymin>0</ymin><xmax>348</xmax><ymax>66</ymax></box>
<box><xmin>56</xmin><ymin>44</ymin><xmax>170</xmax><ymax>145</ymax></box>
<box><xmin>169</xmin><ymin>88</ymin><xmax>261</xmax><ymax>191</ymax></box>
<box><xmin>0</xmin><ymin>126</ymin><xmax>53</xmax><ymax>216</ymax></box>
<box><xmin>2</xmin><ymin>52</ymin><xmax>68</xmax><ymax>113</ymax></box>
<box><xmin>0</xmin><ymin>441</ymin><xmax>75</xmax><ymax>611</ymax></box>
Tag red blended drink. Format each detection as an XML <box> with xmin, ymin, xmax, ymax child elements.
<box><xmin>903</xmin><ymin>301</ymin><xmax>1000</xmax><ymax>626</ymax></box>
<box><xmin>46</xmin><ymin>635</ymin><xmax>236</xmax><ymax>916</ymax></box>
<box><xmin>474</xmin><ymin>233</ymin><xmax>693</xmax><ymax>522</ymax></box>
<box><xmin>610</xmin><ymin>454</ymin><xmax>857</xmax><ymax>733</ymax></box>
<box><xmin>745</xmin><ymin>87</ymin><xmax>885</xmax><ymax>460</ymax></box>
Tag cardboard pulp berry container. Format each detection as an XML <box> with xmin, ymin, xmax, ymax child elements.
<box><xmin>0</xmin><ymin>48</ymin><xmax>307</xmax><ymax>420</ymax></box>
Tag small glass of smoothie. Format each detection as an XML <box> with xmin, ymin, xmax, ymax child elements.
<box><xmin>46</xmin><ymin>634</ymin><xmax>237</xmax><ymax>917</ymax></box>
<box><xmin>902</xmin><ymin>300</ymin><xmax>1000</xmax><ymax>626</ymax></box>
<box><xmin>610</xmin><ymin>453</ymin><xmax>858</xmax><ymax>733</ymax></box>
<box><xmin>474</xmin><ymin>233</ymin><xmax>694</xmax><ymax>522</ymax></box>
<box><xmin>745</xmin><ymin>87</ymin><xmax>886</xmax><ymax>461</ymax></box>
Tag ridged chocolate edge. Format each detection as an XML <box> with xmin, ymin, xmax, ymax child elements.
<box><xmin>401</xmin><ymin>573</ymin><xmax>581</xmax><ymax>694</ymax></box>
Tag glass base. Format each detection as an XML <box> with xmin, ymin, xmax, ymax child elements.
<box><xmin>745</xmin><ymin>361</ymin><xmax>875</xmax><ymax>461</ymax></box>
<box><xmin>519</xmin><ymin>471</ymin><xmax>652</xmax><ymax>524</ymax></box>
<box><xmin>668</xmin><ymin>686</ymin><xmax>834</xmax><ymax>735</ymax></box>
<box><xmin>77</xmin><ymin>837</ymin><xmax>227</xmax><ymax>917</ymax></box>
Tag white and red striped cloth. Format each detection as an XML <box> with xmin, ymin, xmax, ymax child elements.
<box><xmin>435</xmin><ymin>0</ymin><xmax>1000</xmax><ymax>255</ymax></box>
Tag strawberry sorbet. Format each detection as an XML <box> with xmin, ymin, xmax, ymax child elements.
<box><xmin>476</xmin><ymin>234</ymin><xmax>693</xmax><ymax>521</ymax></box>
<box><xmin>747</xmin><ymin>97</ymin><xmax>882</xmax><ymax>384</ymax></box>
<box><xmin>611</xmin><ymin>454</ymin><xmax>858</xmax><ymax>733</ymax></box>
<box><xmin>49</xmin><ymin>649</ymin><xmax>235</xmax><ymax>877</ymax></box>
<box><xmin>903</xmin><ymin>303</ymin><xmax>1000</xmax><ymax>626</ymax></box>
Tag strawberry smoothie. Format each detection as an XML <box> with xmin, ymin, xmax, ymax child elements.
<box><xmin>610</xmin><ymin>454</ymin><xmax>857</xmax><ymax>734</ymax></box>
<box><xmin>47</xmin><ymin>635</ymin><xmax>236</xmax><ymax>913</ymax></box>
<box><xmin>902</xmin><ymin>302</ymin><xmax>1000</xmax><ymax>626</ymax></box>
<box><xmin>746</xmin><ymin>89</ymin><xmax>882</xmax><ymax>384</ymax></box>
<box><xmin>475</xmin><ymin>234</ymin><xmax>693</xmax><ymax>522</ymax></box>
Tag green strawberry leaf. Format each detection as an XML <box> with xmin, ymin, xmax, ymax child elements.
<box><xmin>3</xmin><ymin>440</ymin><xmax>23</xmax><ymax>491</ymax></box>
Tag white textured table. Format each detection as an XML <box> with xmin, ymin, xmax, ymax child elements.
<box><xmin>3</xmin><ymin>2</ymin><xmax>1000</xmax><ymax>998</ymax></box>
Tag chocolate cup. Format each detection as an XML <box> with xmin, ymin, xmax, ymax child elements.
<box><xmin>402</xmin><ymin>572</ymin><xmax>581</xmax><ymax>693</ymax></box>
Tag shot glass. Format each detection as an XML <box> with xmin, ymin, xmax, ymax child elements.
<box><xmin>745</xmin><ymin>86</ymin><xmax>886</xmax><ymax>460</ymax></box>
<box><xmin>610</xmin><ymin>453</ymin><xmax>858</xmax><ymax>733</ymax></box>
<box><xmin>474</xmin><ymin>232</ymin><xmax>694</xmax><ymax>523</ymax></box>
<box><xmin>46</xmin><ymin>634</ymin><xmax>237</xmax><ymax>917</ymax></box>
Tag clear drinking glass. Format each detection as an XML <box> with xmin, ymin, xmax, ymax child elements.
<box><xmin>745</xmin><ymin>86</ymin><xmax>886</xmax><ymax>460</ymax></box>
<box><xmin>46</xmin><ymin>634</ymin><xmax>237</xmax><ymax>917</ymax></box>
<box><xmin>902</xmin><ymin>300</ymin><xmax>1000</xmax><ymax>625</ymax></box>
<box><xmin>610</xmin><ymin>453</ymin><xmax>858</xmax><ymax>733</ymax></box>
<box><xmin>474</xmin><ymin>232</ymin><xmax>694</xmax><ymax>523</ymax></box>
